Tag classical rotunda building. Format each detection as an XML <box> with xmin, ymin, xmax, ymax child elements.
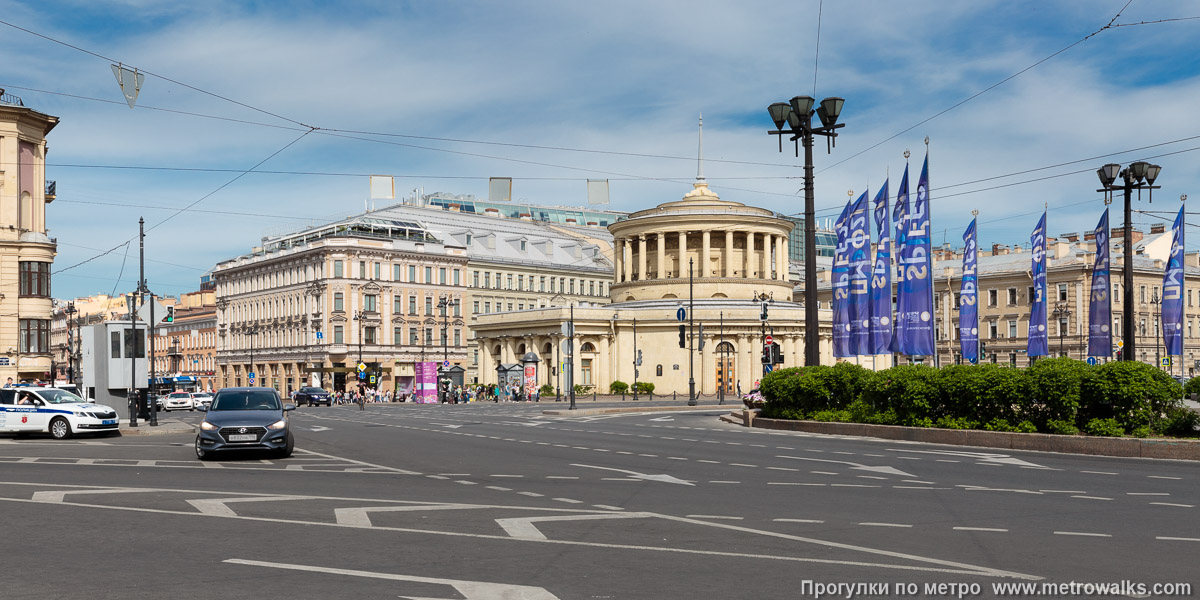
<box><xmin>473</xmin><ymin>131</ymin><xmax>833</xmax><ymax>396</ymax></box>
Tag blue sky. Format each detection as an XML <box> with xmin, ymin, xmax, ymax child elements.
<box><xmin>3</xmin><ymin>0</ymin><xmax>1199</xmax><ymax>299</ymax></box>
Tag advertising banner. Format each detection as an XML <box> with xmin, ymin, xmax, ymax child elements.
<box><xmin>415</xmin><ymin>361</ymin><xmax>439</xmax><ymax>403</ymax></box>
<box><xmin>1028</xmin><ymin>212</ymin><xmax>1049</xmax><ymax>357</ymax></box>
<box><xmin>899</xmin><ymin>154</ymin><xmax>935</xmax><ymax>356</ymax></box>
<box><xmin>524</xmin><ymin>363</ymin><xmax>538</xmax><ymax>399</ymax></box>
<box><xmin>960</xmin><ymin>218</ymin><xmax>979</xmax><ymax>362</ymax></box>
<box><xmin>1088</xmin><ymin>210</ymin><xmax>1112</xmax><ymax>357</ymax></box>
<box><xmin>869</xmin><ymin>179</ymin><xmax>893</xmax><ymax>355</ymax></box>
<box><xmin>1163</xmin><ymin>205</ymin><xmax>1185</xmax><ymax>357</ymax></box>
<box><xmin>892</xmin><ymin>165</ymin><xmax>910</xmax><ymax>354</ymax></box>
<box><xmin>847</xmin><ymin>191</ymin><xmax>872</xmax><ymax>356</ymax></box>
<box><xmin>832</xmin><ymin>201</ymin><xmax>852</xmax><ymax>357</ymax></box>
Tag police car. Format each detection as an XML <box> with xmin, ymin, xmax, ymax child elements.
<box><xmin>0</xmin><ymin>387</ymin><xmax>120</xmax><ymax>439</ymax></box>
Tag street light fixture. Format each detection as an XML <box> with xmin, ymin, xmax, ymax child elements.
<box><xmin>1150</xmin><ymin>289</ymin><xmax>1162</xmax><ymax>370</ymax></box>
<box><xmin>1096</xmin><ymin>161</ymin><xmax>1162</xmax><ymax>362</ymax></box>
<box><xmin>246</xmin><ymin>325</ymin><xmax>258</xmax><ymax>386</ymax></box>
<box><xmin>353</xmin><ymin>310</ymin><xmax>367</xmax><ymax>391</ymax></box>
<box><xmin>753</xmin><ymin>290</ymin><xmax>775</xmax><ymax>380</ymax></box>
<box><xmin>767</xmin><ymin>93</ymin><xmax>846</xmax><ymax>367</ymax></box>
<box><xmin>437</xmin><ymin>295</ymin><xmax>460</xmax><ymax>404</ymax></box>
<box><xmin>1052</xmin><ymin>302</ymin><xmax>1072</xmax><ymax>358</ymax></box>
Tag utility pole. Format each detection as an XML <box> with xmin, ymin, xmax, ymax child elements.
<box><xmin>688</xmin><ymin>258</ymin><xmax>697</xmax><ymax>406</ymax></box>
<box><xmin>568</xmin><ymin>303</ymin><xmax>576</xmax><ymax>410</ymax></box>
<box><xmin>127</xmin><ymin>292</ymin><xmax>138</xmax><ymax>428</ymax></box>
<box><xmin>631</xmin><ymin>317</ymin><xmax>639</xmax><ymax>401</ymax></box>
<box><xmin>141</xmin><ymin>218</ymin><xmax>158</xmax><ymax>426</ymax></box>
<box><xmin>718</xmin><ymin>310</ymin><xmax>724</xmax><ymax>405</ymax></box>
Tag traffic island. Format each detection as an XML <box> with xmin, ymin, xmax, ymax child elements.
<box><xmin>116</xmin><ymin>419</ymin><xmax>196</xmax><ymax>437</ymax></box>
<box><xmin>744</xmin><ymin>416</ymin><xmax>1200</xmax><ymax>461</ymax></box>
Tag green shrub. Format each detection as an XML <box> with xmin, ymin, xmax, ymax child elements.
<box><xmin>1080</xmin><ymin>361</ymin><xmax>1184</xmax><ymax>433</ymax></box>
<box><xmin>810</xmin><ymin>409</ymin><xmax>852</xmax><ymax>422</ymax></box>
<box><xmin>984</xmin><ymin>418</ymin><xmax>1015</xmax><ymax>432</ymax></box>
<box><xmin>1085</xmin><ymin>417</ymin><xmax>1125</xmax><ymax>437</ymax></box>
<box><xmin>935</xmin><ymin>416</ymin><xmax>979</xmax><ymax>430</ymax></box>
<box><xmin>1162</xmin><ymin>408</ymin><xmax>1200</xmax><ymax>437</ymax></box>
<box><xmin>828</xmin><ymin>362</ymin><xmax>873</xmax><ymax>408</ymax></box>
<box><xmin>573</xmin><ymin>384</ymin><xmax>594</xmax><ymax>395</ymax></box>
<box><xmin>1024</xmin><ymin>357</ymin><xmax>1087</xmax><ymax>428</ymax></box>
<box><xmin>1014</xmin><ymin>420</ymin><xmax>1038</xmax><ymax>433</ymax></box>
<box><xmin>632</xmin><ymin>381</ymin><xmax>655</xmax><ymax>395</ymax></box>
<box><xmin>609</xmin><ymin>381</ymin><xmax>628</xmax><ymax>395</ymax></box>
<box><xmin>1185</xmin><ymin>377</ymin><xmax>1200</xmax><ymax>398</ymax></box>
<box><xmin>539</xmin><ymin>384</ymin><xmax>555</xmax><ymax>396</ymax></box>
<box><xmin>760</xmin><ymin>366</ymin><xmax>832</xmax><ymax>415</ymax></box>
<box><xmin>860</xmin><ymin>365</ymin><xmax>941</xmax><ymax>426</ymax></box>
<box><xmin>1130</xmin><ymin>425</ymin><xmax>1151</xmax><ymax>438</ymax></box>
<box><xmin>1046</xmin><ymin>419</ymin><xmax>1079</xmax><ymax>435</ymax></box>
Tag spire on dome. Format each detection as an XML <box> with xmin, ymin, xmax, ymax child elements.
<box><xmin>683</xmin><ymin>114</ymin><xmax>719</xmax><ymax>200</ymax></box>
<box><xmin>696</xmin><ymin>114</ymin><xmax>705</xmax><ymax>183</ymax></box>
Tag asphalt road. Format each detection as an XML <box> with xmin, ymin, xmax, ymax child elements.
<box><xmin>1</xmin><ymin>402</ymin><xmax>1197</xmax><ymax>599</ymax></box>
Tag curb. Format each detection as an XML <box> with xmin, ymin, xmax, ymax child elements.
<box><xmin>542</xmin><ymin>404</ymin><xmax>729</xmax><ymax>416</ymax></box>
<box><xmin>115</xmin><ymin>422</ymin><xmax>196</xmax><ymax>437</ymax></box>
<box><xmin>750</xmin><ymin>417</ymin><xmax>1200</xmax><ymax>461</ymax></box>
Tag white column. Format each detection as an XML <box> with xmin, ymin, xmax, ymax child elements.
<box><xmin>702</xmin><ymin>230</ymin><xmax>711</xmax><ymax>277</ymax></box>
<box><xmin>615</xmin><ymin>238</ymin><xmax>625</xmax><ymax>283</ymax></box>
<box><xmin>679</xmin><ymin>231</ymin><xmax>688</xmax><ymax>275</ymax></box>
<box><xmin>775</xmin><ymin>236</ymin><xmax>784</xmax><ymax>280</ymax></box>
<box><xmin>781</xmin><ymin>235</ymin><xmax>790</xmax><ymax>281</ymax></box>
<box><xmin>598</xmin><ymin>335</ymin><xmax>611</xmax><ymax>389</ymax></box>
<box><xmin>745</xmin><ymin>232</ymin><xmax>755</xmax><ymax>278</ymax></box>
<box><xmin>725</xmin><ymin>230</ymin><xmax>734</xmax><ymax>277</ymax></box>
<box><xmin>479</xmin><ymin>339</ymin><xmax>493</xmax><ymax>383</ymax></box>
<box><xmin>637</xmin><ymin>235</ymin><xmax>647</xmax><ymax>281</ymax></box>
<box><xmin>736</xmin><ymin>334</ymin><xmax>749</xmax><ymax>392</ymax></box>
<box><xmin>762</xmin><ymin>236</ymin><xmax>772</xmax><ymax>280</ymax></box>
<box><xmin>657</xmin><ymin>232</ymin><xmax>667</xmax><ymax>278</ymax></box>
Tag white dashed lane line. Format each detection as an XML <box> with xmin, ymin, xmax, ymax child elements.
<box><xmin>686</xmin><ymin>515</ymin><xmax>744</xmax><ymax>520</ymax></box>
<box><xmin>1150</xmin><ymin>502</ymin><xmax>1194</xmax><ymax>508</ymax></box>
<box><xmin>1148</xmin><ymin>475</ymin><xmax>1182</xmax><ymax>480</ymax></box>
<box><xmin>860</xmin><ymin>522</ymin><xmax>912</xmax><ymax>528</ymax></box>
<box><xmin>774</xmin><ymin>518</ymin><xmax>824</xmax><ymax>523</ymax></box>
<box><xmin>953</xmin><ymin>527</ymin><xmax>1008</xmax><ymax>532</ymax></box>
<box><xmin>1054</xmin><ymin>531</ymin><xmax>1111</xmax><ymax>538</ymax></box>
<box><xmin>1081</xmin><ymin>471</ymin><xmax>1119</xmax><ymax>475</ymax></box>
<box><xmin>1070</xmin><ymin>495</ymin><xmax>1113</xmax><ymax>501</ymax></box>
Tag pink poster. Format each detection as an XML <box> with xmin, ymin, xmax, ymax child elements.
<box><xmin>415</xmin><ymin>361</ymin><xmax>439</xmax><ymax>403</ymax></box>
<box><xmin>523</xmin><ymin>364</ymin><xmax>537</xmax><ymax>398</ymax></box>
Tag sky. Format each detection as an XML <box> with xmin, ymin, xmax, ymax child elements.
<box><xmin>3</xmin><ymin>0</ymin><xmax>1200</xmax><ymax>299</ymax></box>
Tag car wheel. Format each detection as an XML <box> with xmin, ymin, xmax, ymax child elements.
<box><xmin>49</xmin><ymin>417</ymin><xmax>72</xmax><ymax>440</ymax></box>
<box><xmin>277</xmin><ymin>433</ymin><xmax>294</xmax><ymax>459</ymax></box>
<box><xmin>195</xmin><ymin>437</ymin><xmax>211</xmax><ymax>461</ymax></box>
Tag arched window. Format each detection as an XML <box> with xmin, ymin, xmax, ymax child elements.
<box><xmin>715</xmin><ymin>341</ymin><xmax>735</xmax><ymax>353</ymax></box>
<box><xmin>580</xmin><ymin>342</ymin><xmax>596</xmax><ymax>353</ymax></box>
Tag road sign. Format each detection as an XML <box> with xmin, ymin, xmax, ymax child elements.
<box><xmin>676</xmin><ymin>307</ymin><xmax>686</xmax><ymax>322</ymax></box>
<box><xmin>135</xmin><ymin>297</ymin><xmax>170</xmax><ymax>325</ymax></box>
<box><xmin>1086</xmin><ymin>356</ymin><xmax>1097</xmax><ymax>366</ymax></box>
<box><xmin>1162</xmin><ymin>357</ymin><xmax>1172</xmax><ymax>367</ymax></box>
<box><xmin>764</xmin><ymin>365</ymin><xmax>774</xmax><ymax>373</ymax></box>
<box><xmin>764</xmin><ymin>334</ymin><xmax>773</xmax><ymax>346</ymax></box>
<box><xmin>248</xmin><ymin>373</ymin><xmax>256</xmax><ymax>385</ymax></box>
<box><xmin>369</xmin><ymin>375</ymin><xmax>376</xmax><ymax>384</ymax></box>
<box><xmin>560</xmin><ymin>322</ymin><xmax>575</xmax><ymax>337</ymax></box>
<box><xmin>315</xmin><ymin>331</ymin><xmax>323</xmax><ymax>340</ymax></box>
<box><xmin>357</xmin><ymin>362</ymin><xmax>367</xmax><ymax>372</ymax></box>
<box><xmin>1117</xmin><ymin>340</ymin><xmax>1124</xmax><ymax>348</ymax></box>
<box><xmin>442</xmin><ymin>360</ymin><xmax>450</xmax><ymax>368</ymax></box>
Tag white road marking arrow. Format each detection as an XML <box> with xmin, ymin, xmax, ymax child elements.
<box><xmin>648</xmin><ymin>416</ymin><xmax>675</xmax><ymax>422</ymax></box>
<box><xmin>308</xmin><ymin>426</ymin><xmax>331</xmax><ymax>432</ymax></box>
<box><xmin>571</xmin><ymin>463</ymin><xmax>694</xmax><ymax>485</ymax></box>
<box><xmin>496</xmin><ymin>512</ymin><xmax>652</xmax><ymax>540</ymax></box>
<box><xmin>225</xmin><ymin>559</ymin><xmax>561</xmax><ymax>600</ymax></box>
<box><xmin>777</xmin><ymin>455</ymin><xmax>916</xmax><ymax>478</ymax></box>
<box><xmin>887</xmin><ymin>449</ymin><xmax>1047</xmax><ymax>468</ymax></box>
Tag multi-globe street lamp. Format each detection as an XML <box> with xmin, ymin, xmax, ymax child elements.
<box><xmin>437</xmin><ymin>295</ymin><xmax>459</xmax><ymax>404</ymax></box>
<box><xmin>766</xmin><ymin>95</ymin><xmax>845</xmax><ymax>367</ymax></box>
<box><xmin>1052</xmin><ymin>302</ymin><xmax>1072</xmax><ymax>358</ymax></box>
<box><xmin>1097</xmin><ymin>161</ymin><xmax>1162</xmax><ymax>362</ymax></box>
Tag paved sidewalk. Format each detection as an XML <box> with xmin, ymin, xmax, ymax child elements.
<box><xmin>115</xmin><ymin>418</ymin><xmax>195</xmax><ymax>436</ymax></box>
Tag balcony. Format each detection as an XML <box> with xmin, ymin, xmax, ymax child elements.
<box><xmin>45</xmin><ymin>180</ymin><xmax>56</xmax><ymax>201</ymax></box>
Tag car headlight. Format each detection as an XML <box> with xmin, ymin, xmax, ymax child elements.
<box><xmin>200</xmin><ymin>421</ymin><xmax>219</xmax><ymax>431</ymax></box>
<box><xmin>267</xmin><ymin>419</ymin><xmax>287</xmax><ymax>430</ymax></box>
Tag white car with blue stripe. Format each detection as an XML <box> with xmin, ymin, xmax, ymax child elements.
<box><xmin>0</xmin><ymin>387</ymin><xmax>121</xmax><ymax>439</ymax></box>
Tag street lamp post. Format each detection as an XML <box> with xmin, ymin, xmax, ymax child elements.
<box><xmin>1097</xmin><ymin>161</ymin><xmax>1162</xmax><ymax>362</ymax></box>
<box><xmin>687</xmin><ymin>258</ymin><xmax>697</xmax><ymax>406</ymax></box>
<box><xmin>1150</xmin><ymin>290</ymin><xmax>1162</xmax><ymax>370</ymax></box>
<box><xmin>1053</xmin><ymin>302</ymin><xmax>1072</xmax><ymax>358</ymax></box>
<box><xmin>753</xmin><ymin>291</ymin><xmax>774</xmax><ymax>380</ymax></box>
<box><xmin>631</xmin><ymin>317</ymin><xmax>639</xmax><ymax>401</ymax></box>
<box><xmin>353</xmin><ymin>310</ymin><xmax>366</xmax><ymax>390</ymax></box>
<box><xmin>767</xmin><ymin>95</ymin><xmax>846</xmax><ymax>367</ymax></box>
<box><xmin>247</xmin><ymin>325</ymin><xmax>258</xmax><ymax>386</ymax></box>
<box><xmin>437</xmin><ymin>296</ymin><xmax>459</xmax><ymax>404</ymax></box>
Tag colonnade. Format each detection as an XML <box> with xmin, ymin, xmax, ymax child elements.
<box><xmin>613</xmin><ymin>230</ymin><xmax>790</xmax><ymax>283</ymax></box>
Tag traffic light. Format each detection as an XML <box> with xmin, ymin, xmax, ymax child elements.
<box><xmin>678</xmin><ymin>325</ymin><xmax>686</xmax><ymax>348</ymax></box>
<box><xmin>165</xmin><ymin>306</ymin><xmax>174</xmax><ymax>323</ymax></box>
<box><xmin>1115</xmin><ymin>349</ymin><xmax>1122</xmax><ymax>360</ymax></box>
<box><xmin>762</xmin><ymin>344</ymin><xmax>772</xmax><ymax>364</ymax></box>
<box><xmin>772</xmin><ymin>343</ymin><xmax>783</xmax><ymax>364</ymax></box>
<box><xmin>760</xmin><ymin>302</ymin><xmax>769</xmax><ymax>321</ymax></box>
<box><xmin>636</xmin><ymin>349</ymin><xmax>643</xmax><ymax>366</ymax></box>
<box><xmin>697</xmin><ymin>324</ymin><xmax>705</xmax><ymax>350</ymax></box>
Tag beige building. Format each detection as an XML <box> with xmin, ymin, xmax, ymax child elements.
<box><xmin>474</xmin><ymin>175</ymin><xmax>834</xmax><ymax>396</ymax></box>
<box><xmin>152</xmin><ymin>290</ymin><xmax>217</xmax><ymax>391</ymax></box>
<box><xmin>0</xmin><ymin>90</ymin><xmax>58</xmax><ymax>382</ymax></box>
<box><xmin>818</xmin><ymin>225</ymin><xmax>1200</xmax><ymax>374</ymax></box>
<box><xmin>51</xmin><ymin>292</ymin><xmax>175</xmax><ymax>384</ymax></box>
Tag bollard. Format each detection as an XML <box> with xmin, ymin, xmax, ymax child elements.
<box><xmin>593</xmin><ymin>390</ymin><xmax>597</xmax><ymax>402</ymax></box>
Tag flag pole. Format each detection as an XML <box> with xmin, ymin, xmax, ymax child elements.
<box><xmin>926</xmin><ymin>137</ymin><xmax>938</xmax><ymax>367</ymax></box>
<box><xmin>1181</xmin><ymin>193</ymin><xmax>1188</xmax><ymax>379</ymax></box>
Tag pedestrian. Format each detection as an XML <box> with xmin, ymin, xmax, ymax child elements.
<box><xmin>3</xmin><ymin>377</ymin><xmax>11</xmax><ymax>387</ymax></box>
<box><xmin>736</xmin><ymin>380</ymin><xmax>742</xmax><ymax>398</ymax></box>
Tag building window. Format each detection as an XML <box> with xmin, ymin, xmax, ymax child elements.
<box><xmin>581</xmin><ymin>358</ymin><xmax>593</xmax><ymax>385</ymax></box>
<box><xmin>1058</xmin><ymin>283</ymin><xmax>1068</xmax><ymax>301</ymax></box>
<box><xmin>364</xmin><ymin>327</ymin><xmax>377</xmax><ymax>344</ymax></box>
<box><xmin>18</xmin><ymin>319</ymin><xmax>49</xmax><ymax>354</ymax></box>
<box><xmin>520</xmin><ymin>240</ymin><xmax>527</xmax><ymax>252</ymax></box>
<box><xmin>1113</xmin><ymin>283</ymin><xmax>1120</xmax><ymax>302</ymax></box>
<box><xmin>363</xmin><ymin>294</ymin><xmax>377</xmax><ymax>312</ymax></box>
<box><xmin>506</xmin><ymin>274</ymin><xmax>513</xmax><ymax>290</ymax></box>
<box><xmin>589</xmin><ymin>281</ymin><xmax>595</xmax><ymax>296</ymax></box>
<box><xmin>19</xmin><ymin>262</ymin><xmax>50</xmax><ymax>297</ymax></box>
<box><xmin>454</xmin><ymin>329</ymin><xmax>461</xmax><ymax>347</ymax></box>
<box><xmin>409</xmin><ymin>327</ymin><xmax>418</xmax><ymax>345</ymax></box>
<box><xmin>1007</xmin><ymin>288</ymin><xmax>1016</xmax><ymax>305</ymax></box>
<box><xmin>518</xmin><ymin>303</ymin><xmax>524</xmax><ymax>311</ymax></box>
<box><xmin>394</xmin><ymin>264</ymin><xmax>401</xmax><ymax>281</ymax></box>
<box><xmin>374</xmin><ymin>263</ymin><xmax>381</xmax><ymax>280</ymax></box>
<box><xmin>507</xmin><ymin>303</ymin><xmax>513</xmax><ymax>311</ymax></box>
<box><xmin>1008</xmin><ymin>320</ymin><xmax>1017</xmax><ymax>338</ymax></box>
<box><xmin>334</xmin><ymin>260</ymin><xmax>343</xmax><ymax>278</ymax></box>
<box><xmin>988</xmin><ymin>289</ymin><xmax>997</xmax><ymax>307</ymax></box>
<box><xmin>570</xmin><ymin>279</ymin><xmax>576</xmax><ymax>294</ymax></box>
<box><xmin>333</xmin><ymin>326</ymin><xmax>344</xmax><ymax>344</ymax></box>
<box><xmin>453</xmin><ymin>302</ymin><xmax>461</xmax><ymax>317</ymax></box>
<box><xmin>1140</xmin><ymin>319</ymin><xmax>1146</xmax><ymax>336</ymax></box>
<box><xmin>473</xmin><ymin>271</ymin><xmax>480</xmax><ymax>287</ymax></box>
<box><xmin>393</xmin><ymin>295</ymin><xmax>402</xmax><ymax>314</ymax></box>
<box><xmin>473</xmin><ymin>301</ymin><xmax>480</xmax><ymax>314</ymax></box>
<box><xmin>518</xmin><ymin>275</ymin><xmax>524</xmax><ymax>290</ymax></box>
<box><xmin>425</xmin><ymin>267</ymin><xmax>433</xmax><ymax>283</ymax></box>
<box><xmin>409</xmin><ymin>265</ymin><xmax>417</xmax><ymax>282</ymax></box>
<box><xmin>334</xmin><ymin>293</ymin><xmax>344</xmax><ymax>312</ymax></box>
<box><xmin>1140</xmin><ymin>286</ymin><xmax>1147</xmax><ymax>303</ymax></box>
<box><xmin>1027</xmin><ymin>286</ymin><xmax>1035</xmax><ymax>302</ymax></box>
<box><xmin>359</xmin><ymin>261</ymin><xmax>366</xmax><ymax>278</ymax></box>
<box><xmin>425</xmin><ymin>297</ymin><xmax>433</xmax><ymax>315</ymax></box>
<box><xmin>540</xmin><ymin>276</ymin><xmax>546</xmax><ymax>292</ymax></box>
<box><xmin>484</xmin><ymin>273</ymin><xmax>491</xmax><ymax>288</ymax></box>
<box><xmin>473</xmin><ymin>350</ymin><xmax>479</xmax><ymax>365</ymax></box>
<box><xmin>1190</xmin><ymin>289</ymin><xmax>1194</xmax><ymax>308</ymax></box>
<box><xmin>425</xmin><ymin>328</ymin><xmax>433</xmax><ymax>345</ymax></box>
<box><xmin>453</xmin><ymin>269</ymin><xmax>461</xmax><ymax>286</ymax></box>
<box><xmin>440</xmin><ymin>268</ymin><xmax>447</xmax><ymax>285</ymax></box>
<box><xmin>484</xmin><ymin>302</ymin><xmax>491</xmax><ymax>313</ymax></box>
<box><xmin>408</xmin><ymin>296</ymin><xmax>417</xmax><ymax>315</ymax></box>
<box><xmin>989</xmin><ymin>322</ymin><xmax>998</xmax><ymax>339</ymax></box>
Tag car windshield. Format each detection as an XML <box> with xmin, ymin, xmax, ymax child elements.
<box><xmin>169</xmin><ymin>393</ymin><xmax>190</xmax><ymax>398</ymax></box>
<box><xmin>193</xmin><ymin>393</ymin><xmax>212</xmax><ymax>398</ymax></box>
<box><xmin>39</xmin><ymin>389</ymin><xmax>86</xmax><ymax>404</ymax></box>
<box><xmin>211</xmin><ymin>391</ymin><xmax>282</xmax><ymax>411</ymax></box>
<box><xmin>301</xmin><ymin>387</ymin><xmax>327</xmax><ymax>394</ymax></box>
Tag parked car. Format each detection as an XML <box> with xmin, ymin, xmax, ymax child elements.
<box><xmin>0</xmin><ymin>387</ymin><xmax>120</xmax><ymax>439</ymax></box>
<box><xmin>195</xmin><ymin>387</ymin><xmax>294</xmax><ymax>460</ymax></box>
<box><xmin>191</xmin><ymin>392</ymin><xmax>214</xmax><ymax>409</ymax></box>
<box><xmin>163</xmin><ymin>391</ymin><xmax>194</xmax><ymax>411</ymax></box>
<box><xmin>294</xmin><ymin>387</ymin><xmax>332</xmax><ymax>407</ymax></box>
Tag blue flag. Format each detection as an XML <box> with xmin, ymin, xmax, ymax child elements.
<box><xmin>1163</xmin><ymin>205</ymin><xmax>1185</xmax><ymax>357</ymax></box>
<box><xmin>847</xmin><ymin>191</ymin><xmax>872</xmax><ymax>355</ymax></box>
<box><xmin>1088</xmin><ymin>210</ymin><xmax>1112</xmax><ymax>357</ymax></box>
<box><xmin>900</xmin><ymin>153</ymin><xmax>935</xmax><ymax>357</ymax></box>
<box><xmin>869</xmin><ymin>180</ymin><xmax>893</xmax><ymax>355</ymax></box>
<box><xmin>832</xmin><ymin>201</ymin><xmax>852</xmax><ymax>357</ymax></box>
<box><xmin>959</xmin><ymin>218</ymin><xmax>979</xmax><ymax>363</ymax></box>
<box><xmin>891</xmin><ymin>165</ymin><xmax>910</xmax><ymax>354</ymax></box>
<box><xmin>1028</xmin><ymin>211</ymin><xmax>1049</xmax><ymax>357</ymax></box>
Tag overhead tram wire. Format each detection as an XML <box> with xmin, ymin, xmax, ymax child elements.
<box><xmin>815</xmin><ymin>1</ymin><xmax>1141</xmax><ymax>176</ymax></box>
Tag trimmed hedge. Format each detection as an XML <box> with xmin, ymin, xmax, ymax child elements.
<box><xmin>760</xmin><ymin>358</ymin><xmax>1194</xmax><ymax>438</ymax></box>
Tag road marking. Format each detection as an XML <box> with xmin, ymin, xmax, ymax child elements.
<box><xmin>860</xmin><ymin>522</ymin><xmax>912</xmax><ymax>528</ymax></box>
<box><xmin>455</xmin><ymin>480</ymin><xmax>477</xmax><ymax>486</ymax></box>
<box><xmin>1148</xmin><ymin>475</ymin><xmax>1182</xmax><ymax>480</ymax></box>
<box><xmin>224</xmin><ymin>559</ymin><xmax>563</xmax><ymax>600</ymax></box>
<box><xmin>894</xmin><ymin>486</ymin><xmax>950</xmax><ymax>490</ymax></box>
<box><xmin>778</xmin><ymin>455</ymin><xmax>915</xmax><ymax>478</ymax></box>
<box><xmin>697</xmin><ymin>459</ymin><xmax>720</xmax><ymax>464</ymax></box>
<box><xmin>936</xmin><ymin>459</ymin><xmax>959</xmax><ymax>463</ymax></box>
<box><xmin>31</xmin><ymin>487</ymin><xmax>144</xmax><ymax>503</ymax></box>
<box><xmin>1150</xmin><ymin>502</ymin><xmax>1194</xmax><ymax>508</ymax></box>
<box><xmin>497</xmin><ymin>512</ymin><xmax>652</xmax><ymax>540</ymax></box>
<box><xmin>769</xmin><ymin>482</ymin><xmax>824</xmax><ymax>486</ymax></box>
<box><xmin>888</xmin><ymin>449</ymin><xmax>1047</xmax><ymax>468</ymax></box>
<box><xmin>856</xmin><ymin>475</ymin><xmax>888</xmax><ymax>480</ymax></box>
<box><xmin>188</xmin><ymin>495</ymin><xmax>315</xmax><ymax>517</ymax></box>
<box><xmin>774</xmin><ymin>518</ymin><xmax>824</xmax><ymax>523</ymax></box>
<box><xmin>1038</xmin><ymin>490</ymin><xmax>1085</xmax><ymax>494</ymax></box>
<box><xmin>666</xmin><ymin>457</ymin><xmax>687</xmax><ymax>461</ymax></box>
<box><xmin>686</xmin><ymin>515</ymin><xmax>743</xmax><ymax>520</ymax></box>
<box><xmin>902</xmin><ymin>480</ymin><xmax>935</xmax><ymax>485</ymax></box>
<box><xmin>545</xmin><ymin>476</ymin><xmax>578</xmax><ymax>480</ymax></box>
<box><xmin>1070</xmin><ymin>495</ymin><xmax>1113</xmax><ymax>501</ymax></box>
<box><xmin>767</xmin><ymin>467</ymin><xmax>799</xmax><ymax>472</ymax></box>
<box><xmin>1054</xmin><ymin>531</ymin><xmax>1111</xmax><ymax>537</ymax></box>
<box><xmin>832</xmin><ymin>484</ymin><xmax>881</xmax><ymax>488</ymax></box>
<box><xmin>709</xmin><ymin>481</ymin><xmax>741</xmax><ymax>484</ymax></box>
<box><xmin>730</xmin><ymin>463</ymin><xmax>758</xmax><ymax>468</ymax></box>
<box><xmin>334</xmin><ymin>503</ymin><xmax>486</xmax><ymax>526</ymax></box>
<box><xmin>518</xmin><ymin>492</ymin><xmax>543</xmax><ymax>497</ymax></box>
<box><xmin>1157</xmin><ymin>536</ymin><xmax>1200</xmax><ymax>541</ymax></box>
<box><xmin>491</xmin><ymin>475</ymin><xmax>524</xmax><ymax>478</ymax></box>
<box><xmin>1080</xmin><ymin>471</ymin><xmax>1118</xmax><ymax>475</ymax></box>
<box><xmin>485</xmin><ymin>486</ymin><xmax>511</xmax><ymax>491</ymax></box>
<box><xmin>812</xmin><ymin>471</ymin><xmax>839</xmax><ymax>475</ymax></box>
<box><xmin>954</xmin><ymin>527</ymin><xmax>1008</xmax><ymax>532</ymax></box>
<box><xmin>592</xmin><ymin>505</ymin><xmax>625</xmax><ymax>511</ymax></box>
<box><xmin>1127</xmin><ymin>492</ymin><xmax>1169</xmax><ymax>496</ymax></box>
<box><xmin>552</xmin><ymin>498</ymin><xmax>583</xmax><ymax>504</ymax></box>
<box><xmin>572</xmin><ymin>464</ymin><xmax>693</xmax><ymax>486</ymax></box>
